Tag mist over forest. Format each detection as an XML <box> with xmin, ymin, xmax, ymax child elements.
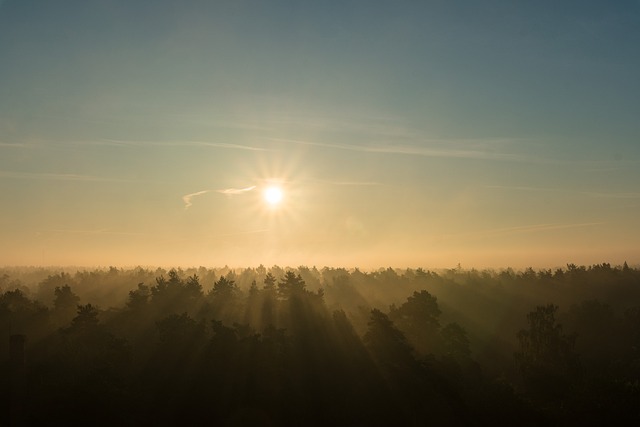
<box><xmin>2</xmin><ymin>262</ymin><xmax>640</xmax><ymax>425</ymax></box>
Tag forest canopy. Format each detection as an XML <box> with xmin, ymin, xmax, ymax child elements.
<box><xmin>2</xmin><ymin>263</ymin><xmax>639</xmax><ymax>425</ymax></box>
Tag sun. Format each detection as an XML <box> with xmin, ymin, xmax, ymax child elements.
<box><xmin>263</xmin><ymin>186</ymin><xmax>284</xmax><ymax>207</ymax></box>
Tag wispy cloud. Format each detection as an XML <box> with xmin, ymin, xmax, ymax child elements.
<box><xmin>183</xmin><ymin>190</ymin><xmax>211</xmax><ymax>209</ymax></box>
<box><xmin>581</xmin><ymin>191</ymin><xmax>640</xmax><ymax>199</ymax></box>
<box><xmin>92</xmin><ymin>139</ymin><xmax>269</xmax><ymax>151</ymax></box>
<box><xmin>165</xmin><ymin>114</ymin><xmax>275</xmax><ymax>132</ymax></box>
<box><xmin>257</xmin><ymin>113</ymin><xmax>420</xmax><ymax>139</ymax></box>
<box><xmin>0</xmin><ymin>142</ymin><xmax>30</xmax><ymax>148</ymax></box>
<box><xmin>268</xmin><ymin>138</ymin><xmax>529</xmax><ymax>162</ymax></box>
<box><xmin>485</xmin><ymin>185</ymin><xmax>640</xmax><ymax>199</ymax></box>
<box><xmin>484</xmin><ymin>185</ymin><xmax>566</xmax><ymax>193</ymax></box>
<box><xmin>183</xmin><ymin>186</ymin><xmax>257</xmax><ymax>209</ymax></box>
<box><xmin>0</xmin><ymin>170</ymin><xmax>134</xmax><ymax>182</ymax></box>
<box><xmin>217</xmin><ymin>186</ymin><xmax>257</xmax><ymax>195</ymax></box>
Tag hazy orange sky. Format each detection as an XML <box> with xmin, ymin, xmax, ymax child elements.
<box><xmin>1</xmin><ymin>1</ymin><xmax>639</xmax><ymax>269</ymax></box>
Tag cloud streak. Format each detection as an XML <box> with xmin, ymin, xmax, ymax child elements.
<box><xmin>93</xmin><ymin>139</ymin><xmax>269</xmax><ymax>151</ymax></box>
<box><xmin>486</xmin><ymin>185</ymin><xmax>640</xmax><ymax>199</ymax></box>
<box><xmin>217</xmin><ymin>186</ymin><xmax>257</xmax><ymax>195</ymax></box>
<box><xmin>269</xmin><ymin>138</ymin><xmax>529</xmax><ymax>162</ymax></box>
<box><xmin>0</xmin><ymin>142</ymin><xmax>30</xmax><ymax>148</ymax></box>
<box><xmin>581</xmin><ymin>191</ymin><xmax>640</xmax><ymax>199</ymax></box>
<box><xmin>484</xmin><ymin>185</ymin><xmax>567</xmax><ymax>193</ymax></box>
<box><xmin>183</xmin><ymin>186</ymin><xmax>256</xmax><ymax>209</ymax></box>
<box><xmin>183</xmin><ymin>190</ymin><xmax>211</xmax><ymax>209</ymax></box>
<box><xmin>0</xmin><ymin>170</ymin><xmax>135</xmax><ymax>182</ymax></box>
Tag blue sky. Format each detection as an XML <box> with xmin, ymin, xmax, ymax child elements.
<box><xmin>1</xmin><ymin>0</ymin><xmax>639</xmax><ymax>268</ymax></box>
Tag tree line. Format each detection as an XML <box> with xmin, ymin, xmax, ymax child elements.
<box><xmin>1</xmin><ymin>263</ymin><xmax>639</xmax><ymax>425</ymax></box>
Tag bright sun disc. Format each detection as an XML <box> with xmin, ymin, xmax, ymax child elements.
<box><xmin>263</xmin><ymin>186</ymin><xmax>283</xmax><ymax>206</ymax></box>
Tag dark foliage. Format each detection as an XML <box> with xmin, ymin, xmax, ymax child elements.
<box><xmin>1</xmin><ymin>263</ymin><xmax>639</xmax><ymax>425</ymax></box>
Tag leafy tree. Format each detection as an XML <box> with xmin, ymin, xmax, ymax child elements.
<box><xmin>0</xmin><ymin>273</ymin><xmax>23</xmax><ymax>294</ymax></box>
<box><xmin>441</xmin><ymin>322</ymin><xmax>471</xmax><ymax>361</ymax></box>
<box><xmin>51</xmin><ymin>285</ymin><xmax>80</xmax><ymax>327</ymax></box>
<box><xmin>277</xmin><ymin>271</ymin><xmax>306</xmax><ymax>300</ymax></box>
<box><xmin>207</xmin><ymin>275</ymin><xmax>241</xmax><ymax>324</ymax></box>
<box><xmin>263</xmin><ymin>272</ymin><xmax>276</xmax><ymax>291</ymax></box>
<box><xmin>54</xmin><ymin>285</ymin><xmax>80</xmax><ymax>310</ymax></box>
<box><xmin>36</xmin><ymin>272</ymin><xmax>74</xmax><ymax>306</ymax></box>
<box><xmin>389</xmin><ymin>290</ymin><xmax>442</xmax><ymax>355</ymax></box>
<box><xmin>564</xmin><ymin>300</ymin><xmax>620</xmax><ymax>373</ymax></box>
<box><xmin>156</xmin><ymin>313</ymin><xmax>206</xmax><ymax>346</ymax></box>
<box><xmin>244</xmin><ymin>280</ymin><xmax>261</xmax><ymax>326</ymax></box>
<box><xmin>210</xmin><ymin>275</ymin><xmax>237</xmax><ymax>299</ymax></box>
<box><xmin>50</xmin><ymin>303</ymin><xmax>131</xmax><ymax>425</ymax></box>
<box><xmin>126</xmin><ymin>283</ymin><xmax>150</xmax><ymax>310</ymax></box>
<box><xmin>248</xmin><ymin>280</ymin><xmax>259</xmax><ymax>296</ymax></box>
<box><xmin>621</xmin><ymin>307</ymin><xmax>640</xmax><ymax>381</ymax></box>
<box><xmin>0</xmin><ymin>289</ymin><xmax>50</xmax><ymax>340</ymax></box>
<box><xmin>259</xmin><ymin>274</ymin><xmax>278</xmax><ymax>329</ymax></box>
<box><xmin>70</xmin><ymin>303</ymin><xmax>100</xmax><ymax>330</ymax></box>
<box><xmin>515</xmin><ymin>304</ymin><xmax>581</xmax><ymax>404</ymax></box>
<box><xmin>184</xmin><ymin>274</ymin><xmax>204</xmax><ymax>299</ymax></box>
<box><xmin>364</xmin><ymin>308</ymin><xmax>416</xmax><ymax>373</ymax></box>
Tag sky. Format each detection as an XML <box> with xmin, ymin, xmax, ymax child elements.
<box><xmin>1</xmin><ymin>0</ymin><xmax>639</xmax><ymax>269</ymax></box>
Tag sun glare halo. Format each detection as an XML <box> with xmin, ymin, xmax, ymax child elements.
<box><xmin>263</xmin><ymin>186</ymin><xmax>284</xmax><ymax>206</ymax></box>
